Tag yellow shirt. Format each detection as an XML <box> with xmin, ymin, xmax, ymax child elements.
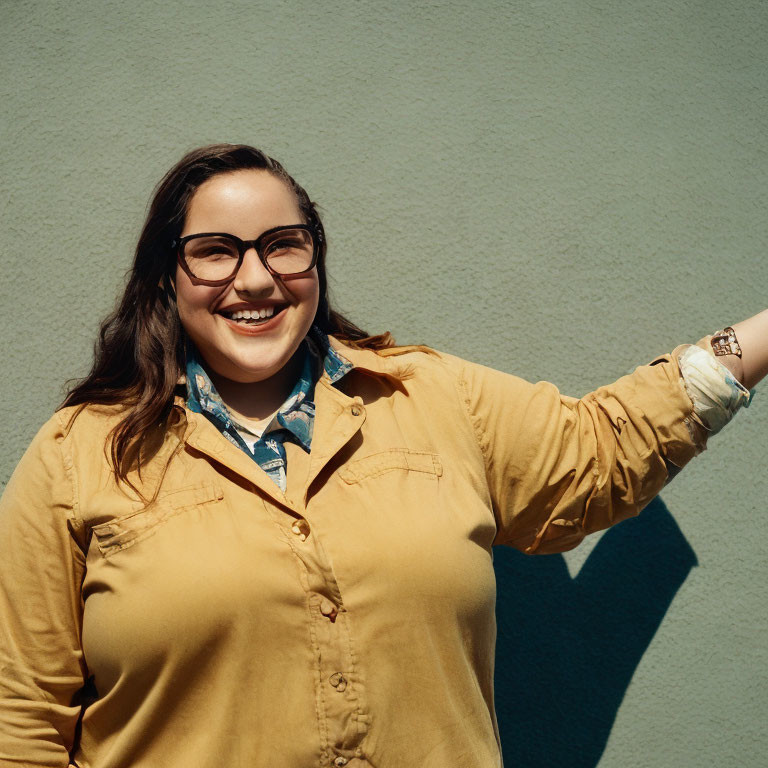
<box><xmin>0</xmin><ymin>339</ymin><xmax>703</xmax><ymax>768</ymax></box>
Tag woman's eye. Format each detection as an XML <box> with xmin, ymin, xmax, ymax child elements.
<box><xmin>266</xmin><ymin>239</ymin><xmax>298</xmax><ymax>253</ymax></box>
<box><xmin>192</xmin><ymin>242</ymin><xmax>237</xmax><ymax>259</ymax></box>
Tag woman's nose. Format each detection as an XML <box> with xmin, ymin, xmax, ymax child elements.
<box><xmin>232</xmin><ymin>247</ymin><xmax>276</xmax><ymax>295</ymax></box>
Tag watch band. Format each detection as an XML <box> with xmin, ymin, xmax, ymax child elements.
<box><xmin>711</xmin><ymin>327</ymin><xmax>743</xmax><ymax>358</ymax></box>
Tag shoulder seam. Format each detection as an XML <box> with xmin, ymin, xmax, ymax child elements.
<box><xmin>55</xmin><ymin>416</ymin><xmax>80</xmax><ymax>523</ymax></box>
<box><xmin>454</xmin><ymin>360</ymin><xmax>492</xmax><ymax>473</ymax></box>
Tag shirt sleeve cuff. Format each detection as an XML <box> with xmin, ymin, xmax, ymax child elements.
<box><xmin>676</xmin><ymin>342</ymin><xmax>755</xmax><ymax>435</ymax></box>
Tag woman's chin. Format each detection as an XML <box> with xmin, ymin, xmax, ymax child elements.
<box><xmin>212</xmin><ymin>361</ymin><xmax>287</xmax><ymax>385</ymax></box>
<box><xmin>204</xmin><ymin>344</ymin><xmax>302</xmax><ymax>386</ymax></box>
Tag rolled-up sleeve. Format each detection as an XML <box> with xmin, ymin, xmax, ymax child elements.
<box><xmin>0</xmin><ymin>415</ymin><xmax>86</xmax><ymax>766</ymax></box>
<box><xmin>675</xmin><ymin>340</ymin><xmax>754</xmax><ymax>435</ymax></box>
<box><xmin>458</xmin><ymin>351</ymin><xmax>703</xmax><ymax>554</ymax></box>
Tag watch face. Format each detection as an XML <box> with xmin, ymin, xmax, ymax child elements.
<box><xmin>711</xmin><ymin>329</ymin><xmax>742</xmax><ymax>357</ymax></box>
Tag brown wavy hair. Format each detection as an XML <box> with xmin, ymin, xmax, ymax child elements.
<box><xmin>61</xmin><ymin>143</ymin><xmax>393</xmax><ymax>485</ymax></box>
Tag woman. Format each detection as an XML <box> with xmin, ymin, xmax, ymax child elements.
<box><xmin>0</xmin><ymin>144</ymin><xmax>764</xmax><ymax>768</ymax></box>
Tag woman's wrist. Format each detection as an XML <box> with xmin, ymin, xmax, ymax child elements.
<box><xmin>704</xmin><ymin>336</ymin><xmax>745</xmax><ymax>384</ymax></box>
<box><xmin>729</xmin><ymin>308</ymin><xmax>768</xmax><ymax>390</ymax></box>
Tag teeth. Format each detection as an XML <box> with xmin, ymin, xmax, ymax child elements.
<box><xmin>227</xmin><ymin>306</ymin><xmax>277</xmax><ymax>320</ymax></box>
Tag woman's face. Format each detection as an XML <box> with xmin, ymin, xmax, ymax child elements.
<box><xmin>176</xmin><ymin>170</ymin><xmax>320</xmax><ymax>384</ymax></box>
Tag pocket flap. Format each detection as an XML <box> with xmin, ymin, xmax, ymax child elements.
<box><xmin>91</xmin><ymin>482</ymin><xmax>223</xmax><ymax>556</ymax></box>
<box><xmin>338</xmin><ymin>449</ymin><xmax>442</xmax><ymax>484</ymax></box>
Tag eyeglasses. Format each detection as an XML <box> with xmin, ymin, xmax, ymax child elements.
<box><xmin>173</xmin><ymin>224</ymin><xmax>320</xmax><ymax>286</ymax></box>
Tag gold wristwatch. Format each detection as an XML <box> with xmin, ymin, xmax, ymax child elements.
<box><xmin>711</xmin><ymin>327</ymin><xmax>742</xmax><ymax>358</ymax></box>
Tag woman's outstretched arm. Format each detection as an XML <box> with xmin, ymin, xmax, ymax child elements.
<box><xmin>453</xmin><ymin>308</ymin><xmax>764</xmax><ymax>554</ymax></box>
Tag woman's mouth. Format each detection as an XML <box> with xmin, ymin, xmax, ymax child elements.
<box><xmin>220</xmin><ymin>306</ymin><xmax>283</xmax><ymax>325</ymax></box>
<box><xmin>217</xmin><ymin>305</ymin><xmax>288</xmax><ymax>333</ymax></box>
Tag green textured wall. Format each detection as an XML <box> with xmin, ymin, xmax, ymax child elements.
<box><xmin>1</xmin><ymin>1</ymin><xmax>766</xmax><ymax>765</ymax></box>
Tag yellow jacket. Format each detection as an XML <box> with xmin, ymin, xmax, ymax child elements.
<box><xmin>0</xmin><ymin>339</ymin><xmax>701</xmax><ymax>768</ymax></box>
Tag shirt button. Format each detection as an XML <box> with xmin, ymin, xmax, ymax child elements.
<box><xmin>319</xmin><ymin>598</ymin><xmax>338</xmax><ymax>622</ymax></box>
<box><xmin>333</xmin><ymin>758</ymin><xmax>348</xmax><ymax>767</ymax></box>
<box><xmin>290</xmin><ymin>519</ymin><xmax>310</xmax><ymax>541</ymax></box>
<box><xmin>329</xmin><ymin>672</ymin><xmax>347</xmax><ymax>691</ymax></box>
<box><xmin>351</xmin><ymin>405</ymin><xmax>362</xmax><ymax>416</ymax></box>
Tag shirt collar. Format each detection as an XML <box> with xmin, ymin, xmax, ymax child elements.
<box><xmin>323</xmin><ymin>334</ymin><xmax>426</xmax><ymax>382</ymax></box>
<box><xmin>308</xmin><ymin>326</ymin><xmax>353</xmax><ymax>384</ymax></box>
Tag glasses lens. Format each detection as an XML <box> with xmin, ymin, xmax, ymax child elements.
<box><xmin>262</xmin><ymin>228</ymin><xmax>315</xmax><ymax>274</ymax></box>
<box><xmin>182</xmin><ymin>236</ymin><xmax>240</xmax><ymax>281</ymax></box>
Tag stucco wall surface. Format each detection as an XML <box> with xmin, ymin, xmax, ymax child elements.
<box><xmin>1</xmin><ymin>1</ymin><xmax>766</xmax><ymax>766</ymax></box>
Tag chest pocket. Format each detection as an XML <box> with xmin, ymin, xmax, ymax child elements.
<box><xmin>90</xmin><ymin>483</ymin><xmax>224</xmax><ymax>558</ymax></box>
<box><xmin>338</xmin><ymin>449</ymin><xmax>442</xmax><ymax>483</ymax></box>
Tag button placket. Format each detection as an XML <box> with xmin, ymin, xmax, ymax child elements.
<box><xmin>283</xmin><ymin>477</ymin><xmax>368</xmax><ymax>761</ymax></box>
<box><xmin>313</xmin><ymin>605</ymin><xmax>363</xmax><ymax>756</ymax></box>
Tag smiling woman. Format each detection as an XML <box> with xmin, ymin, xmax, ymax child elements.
<box><xmin>0</xmin><ymin>143</ymin><xmax>765</xmax><ymax>768</ymax></box>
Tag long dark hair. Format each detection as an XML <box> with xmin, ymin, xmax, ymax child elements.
<box><xmin>61</xmin><ymin>144</ymin><xmax>392</xmax><ymax>487</ymax></box>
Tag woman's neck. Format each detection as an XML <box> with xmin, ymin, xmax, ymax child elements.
<box><xmin>207</xmin><ymin>349</ymin><xmax>303</xmax><ymax>423</ymax></box>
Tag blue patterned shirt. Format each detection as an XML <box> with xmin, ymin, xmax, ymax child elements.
<box><xmin>185</xmin><ymin>327</ymin><xmax>353</xmax><ymax>491</ymax></box>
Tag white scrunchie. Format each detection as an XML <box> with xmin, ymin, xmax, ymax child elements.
<box><xmin>678</xmin><ymin>344</ymin><xmax>754</xmax><ymax>435</ymax></box>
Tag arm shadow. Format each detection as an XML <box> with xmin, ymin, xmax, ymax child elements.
<box><xmin>493</xmin><ymin>497</ymin><xmax>697</xmax><ymax>768</ymax></box>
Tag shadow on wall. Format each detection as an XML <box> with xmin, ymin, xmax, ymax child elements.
<box><xmin>493</xmin><ymin>497</ymin><xmax>697</xmax><ymax>768</ymax></box>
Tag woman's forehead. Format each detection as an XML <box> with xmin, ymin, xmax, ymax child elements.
<box><xmin>183</xmin><ymin>170</ymin><xmax>301</xmax><ymax>235</ymax></box>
